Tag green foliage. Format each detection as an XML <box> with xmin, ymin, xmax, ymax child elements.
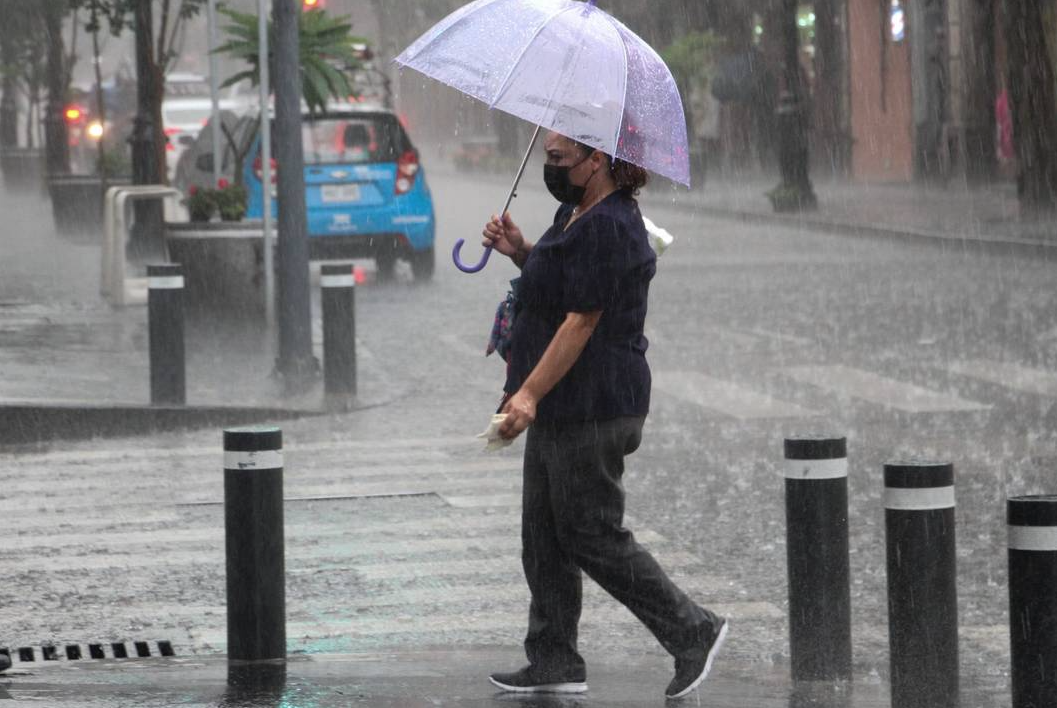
<box><xmin>216</xmin><ymin>7</ymin><xmax>367</xmax><ymax>115</ymax></box>
<box><xmin>186</xmin><ymin>179</ymin><xmax>248</xmax><ymax>222</ymax></box>
<box><xmin>660</xmin><ymin>30</ymin><xmax>724</xmax><ymax>90</ymax></box>
<box><xmin>96</xmin><ymin>144</ymin><xmax>131</xmax><ymax>177</ymax></box>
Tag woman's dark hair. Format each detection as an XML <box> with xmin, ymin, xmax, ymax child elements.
<box><xmin>571</xmin><ymin>139</ymin><xmax>649</xmax><ymax>197</ymax></box>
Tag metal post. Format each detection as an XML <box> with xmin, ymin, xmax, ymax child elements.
<box><xmin>224</xmin><ymin>427</ymin><xmax>286</xmax><ymax>663</ymax></box>
<box><xmin>257</xmin><ymin>0</ymin><xmax>275</xmax><ymax>328</ymax></box>
<box><xmin>273</xmin><ymin>0</ymin><xmax>316</xmax><ymax>392</ymax></box>
<box><xmin>147</xmin><ymin>264</ymin><xmax>186</xmax><ymax>406</ymax></box>
<box><xmin>884</xmin><ymin>461</ymin><xmax>959</xmax><ymax>708</ymax></box>
<box><xmin>321</xmin><ymin>264</ymin><xmax>357</xmax><ymax>404</ymax></box>
<box><xmin>1008</xmin><ymin>495</ymin><xmax>1057</xmax><ymax>708</ymax></box>
<box><xmin>783</xmin><ymin>435</ymin><xmax>852</xmax><ymax>682</ymax></box>
<box><xmin>207</xmin><ymin>0</ymin><xmax>223</xmax><ymax>187</ymax></box>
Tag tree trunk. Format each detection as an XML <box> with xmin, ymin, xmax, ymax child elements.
<box><xmin>1004</xmin><ymin>0</ymin><xmax>1057</xmax><ymax>214</ymax></box>
<box><xmin>960</xmin><ymin>0</ymin><xmax>996</xmax><ymax>183</ymax></box>
<box><xmin>909</xmin><ymin>0</ymin><xmax>949</xmax><ymax>182</ymax></box>
<box><xmin>772</xmin><ymin>0</ymin><xmax>817</xmax><ymax>211</ymax></box>
<box><xmin>42</xmin><ymin>1</ymin><xmax>69</xmax><ymax>175</ymax></box>
<box><xmin>0</xmin><ymin>31</ymin><xmax>18</xmax><ymax>149</ymax></box>
<box><xmin>812</xmin><ymin>0</ymin><xmax>848</xmax><ymax>178</ymax></box>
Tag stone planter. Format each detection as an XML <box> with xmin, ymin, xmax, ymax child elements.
<box><xmin>48</xmin><ymin>174</ymin><xmax>131</xmax><ymax>236</ymax></box>
<box><xmin>0</xmin><ymin>148</ymin><xmax>45</xmax><ymax>193</ymax></box>
<box><xmin>164</xmin><ymin>221</ymin><xmax>273</xmax><ymax>320</ymax></box>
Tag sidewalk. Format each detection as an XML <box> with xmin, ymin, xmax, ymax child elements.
<box><xmin>0</xmin><ymin>648</ymin><xmax>900</xmax><ymax>707</ymax></box>
<box><xmin>642</xmin><ymin>173</ymin><xmax>1056</xmax><ymax>249</ymax></box>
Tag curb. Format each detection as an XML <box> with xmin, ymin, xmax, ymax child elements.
<box><xmin>0</xmin><ymin>402</ymin><xmax>330</xmax><ymax>447</ymax></box>
<box><xmin>641</xmin><ymin>197</ymin><xmax>1057</xmax><ymax>253</ymax></box>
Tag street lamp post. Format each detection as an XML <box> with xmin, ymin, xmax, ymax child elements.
<box><xmin>772</xmin><ymin>0</ymin><xmax>817</xmax><ymax>213</ymax></box>
<box><xmin>273</xmin><ymin>0</ymin><xmax>316</xmax><ymax>392</ymax></box>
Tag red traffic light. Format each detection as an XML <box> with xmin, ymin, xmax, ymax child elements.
<box><xmin>302</xmin><ymin>0</ymin><xmax>323</xmax><ymax>8</ymax></box>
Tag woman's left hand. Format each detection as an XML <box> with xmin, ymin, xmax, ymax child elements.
<box><xmin>499</xmin><ymin>389</ymin><xmax>537</xmax><ymax>440</ymax></box>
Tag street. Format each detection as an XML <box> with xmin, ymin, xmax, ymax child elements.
<box><xmin>1</xmin><ymin>165</ymin><xmax>1055</xmax><ymax>704</ymax></box>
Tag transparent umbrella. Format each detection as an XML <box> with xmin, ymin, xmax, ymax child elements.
<box><xmin>395</xmin><ymin>0</ymin><xmax>689</xmax><ymax>272</ymax></box>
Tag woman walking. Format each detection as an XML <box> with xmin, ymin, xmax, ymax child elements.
<box><xmin>481</xmin><ymin>131</ymin><xmax>728</xmax><ymax>700</ymax></box>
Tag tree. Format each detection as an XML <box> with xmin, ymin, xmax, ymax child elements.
<box><xmin>215</xmin><ymin>6</ymin><xmax>365</xmax><ymax>114</ymax></box>
<box><xmin>1004</xmin><ymin>0</ymin><xmax>1057</xmax><ymax>214</ymax></box>
<box><xmin>72</xmin><ymin>0</ymin><xmax>208</xmax><ymax>183</ymax></box>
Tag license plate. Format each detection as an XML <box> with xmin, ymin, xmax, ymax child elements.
<box><xmin>321</xmin><ymin>184</ymin><xmax>361</xmax><ymax>203</ymax></box>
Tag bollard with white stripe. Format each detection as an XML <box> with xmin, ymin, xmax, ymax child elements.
<box><xmin>884</xmin><ymin>460</ymin><xmax>959</xmax><ymax>708</ymax></box>
<box><xmin>1008</xmin><ymin>495</ymin><xmax>1057</xmax><ymax>708</ymax></box>
<box><xmin>224</xmin><ymin>427</ymin><xmax>285</xmax><ymax>662</ymax></box>
<box><xmin>784</xmin><ymin>435</ymin><xmax>852</xmax><ymax>682</ymax></box>
<box><xmin>148</xmin><ymin>263</ymin><xmax>185</xmax><ymax>406</ymax></box>
<box><xmin>320</xmin><ymin>264</ymin><xmax>357</xmax><ymax>405</ymax></box>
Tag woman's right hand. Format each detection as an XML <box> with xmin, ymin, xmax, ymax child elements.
<box><xmin>481</xmin><ymin>212</ymin><xmax>525</xmax><ymax>260</ymax></box>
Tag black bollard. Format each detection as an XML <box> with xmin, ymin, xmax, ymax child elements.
<box><xmin>320</xmin><ymin>264</ymin><xmax>357</xmax><ymax>403</ymax></box>
<box><xmin>884</xmin><ymin>460</ymin><xmax>959</xmax><ymax>708</ymax></box>
<box><xmin>148</xmin><ymin>263</ymin><xmax>185</xmax><ymax>406</ymax></box>
<box><xmin>784</xmin><ymin>435</ymin><xmax>852</xmax><ymax>682</ymax></box>
<box><xmin>1008</xmin><ymin>495</ymin><xmax>1057</xmax><ymax>708</ymax></box>
<box><xmin>224</xmin><ymin>427</ymin><xmax>286</xmax><ymax>662</ymax></box>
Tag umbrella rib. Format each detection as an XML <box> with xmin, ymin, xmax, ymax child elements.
<box><xmin>487</xmin><ymin>3</ymin><xmax>583</xmax><ymax>110</ymax></box>
<box><xmin>605</xmin><ymin>17</ymin><xmax>631</xmax><ymax>157</ymax></box>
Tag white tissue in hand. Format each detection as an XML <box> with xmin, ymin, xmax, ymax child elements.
<box><xmin>643</xmin><ymin>216</ymin><xmax>674</xmax><ymax>256</ymax></box>
<box><xmin>477</xmin><ymin>413</ymin><xmax>514</xmax><ymax>451</ymax></box>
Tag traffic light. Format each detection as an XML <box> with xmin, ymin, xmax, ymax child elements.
<box><xmin>64</xmin><ymin>105</ymin><xmax>85</xmax><ymax>124</ymax></box>
<box><xmin>302</xmin><ymin>0</ymin><xmax>324</xmax><ymax>9</ymax></box>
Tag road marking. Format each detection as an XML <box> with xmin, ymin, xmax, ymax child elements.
<box><xmin>353</xmin><ymin>551</ymin><xmax>703</xmax><ymax>582</ymax></box>
<box><xmin>194</xmin><ymin>601</ymin><xmax>781</xmax><ymax>647</ymax></box>
<box><xmin>442</xmin><ymin>493</ymin><xmax>523</xmax><ymax>508</ymax></box>
<box><xmin>948</xmin><ymin>359</ymin><xmax>1057</xmax><ymax>398</ymax></box>
<box><xmin>784</xmin><ymin>365</ymin><xmax>990</xmax><ymax>413</ymax></box>
<box><xmin>439</xmin><ymin>333</ymin><xmax>485</xmax><ymax>359</ymax></box>
<box><xmin>743</xmin><ymin>327</ymin><xmax>815</xmax><ymax>348</ymax></box>
<box><xmin>653</xmin><ymin>370</ymin><xmax>817</xmax><ymax>419</ymax></box>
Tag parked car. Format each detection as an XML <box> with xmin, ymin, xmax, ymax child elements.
<box><xmin>163</xmin><ymin>73</ymin><xmax>252</xmax><ymax>181</ymax></box>
<box><xmin>179</xmin><ymin>104</ymin><xmax>436</xmax><ymax>281</ymax></box>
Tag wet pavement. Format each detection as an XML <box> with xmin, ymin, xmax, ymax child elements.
<box><xmin>0</xmin><ymin>648</ymin><xmax>900</xmax><ymax>708</ymax></box>
<box><xmin>2</xmin><ymin>163</ymin><xmax>1053</xmax><ymax>706</ymax></box>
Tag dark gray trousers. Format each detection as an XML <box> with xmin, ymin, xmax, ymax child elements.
<box><xmin>521</xmin><ymin>416</ymin><xmax>719</xmax><ymax>672</ymax></box>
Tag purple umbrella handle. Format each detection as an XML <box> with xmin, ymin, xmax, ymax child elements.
<box><xmin>452</xmin><ymin>239</ymin><xmax>493</xmax><ymax>273</ymax></box>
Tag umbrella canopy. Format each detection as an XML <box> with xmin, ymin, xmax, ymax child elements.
<box><xmin>395</xmin><ymin>0</ymin><xmax>690</xmax><ymax>186</ymax></box>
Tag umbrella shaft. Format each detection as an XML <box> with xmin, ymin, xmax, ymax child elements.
<box><xmin>500</xmin><ymin>124</ymin><xmax>543</xmax><ymax>216</ymax></box>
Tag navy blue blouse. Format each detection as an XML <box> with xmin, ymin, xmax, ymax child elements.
<box><xmin>504</xmin><ymin>190</ymin><xmax>657</xmax><ymax>423</ymax></box>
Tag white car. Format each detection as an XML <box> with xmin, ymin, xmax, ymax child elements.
<box><xmin>163</xmin><ymin>73</ymin><xmax>252</xmax><ymax>181</ymax></box>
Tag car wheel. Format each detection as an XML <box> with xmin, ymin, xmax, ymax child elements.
<box><xmin>410</xmin><ymin>246</ymin><xmax>435</xmax><ymax>282</ymax></box>
<box><xmin>375</xmin><ymin>251</ymin><xmax>397</xmax><ymax>281</ymax></box>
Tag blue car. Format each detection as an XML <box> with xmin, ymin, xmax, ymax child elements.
<box><xmin>244</xmin><ymin>105</ymin><xmax>436</xmax><ymax>281</ymax></box>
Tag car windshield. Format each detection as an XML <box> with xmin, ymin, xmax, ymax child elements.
<box><xmin>301</xmin><ymin>116</ymin><xmax>402</xmax><ymax>165</ymax></box>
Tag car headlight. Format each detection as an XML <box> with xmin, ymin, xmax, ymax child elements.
<box><xmin>87</xmin><ymin>121</ymin><xmax>105</xmax><ymax>140</ymax></box>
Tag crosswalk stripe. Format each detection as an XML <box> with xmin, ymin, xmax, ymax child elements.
<box><xmin>442</xmin><ymin>493</ymin><xmax>523</xmax><ymax>508</ymax></box>
<box><xmin>0</xmin><ymin>528</ymin><xmax>674</xmax><ymax>573</ymax></box>
<box><xmin>438</xmin><ymin>333</ymin><xmax>486</xmax><ymax>359</ymax></box>
<box><xmin>352</xmin><ymin>552</ymin><xmax>703</xmax><ymax>582</ymax></box>
<box><xmin>194</xmin><ymin>601</ymin><xmax>781</xmax><ymax>646</ymax></box>
<box><xmin>0</xmin><ymin>459</ymin><xmax>524</xmax><ymax>500</ymax></box>
<box><xmin>0</xmin><ymin>436</ymin><xmax>481</xmax><ymax>466</ymax></box>
<box><xmin>653</xmin><ymin>370</ymin><xmax>817</xmax><ymax>419</ymax></box>
<box><xmin>948</xmin><ymin>359</ymin><xmax>1057</xmax><ymax>398</ymax></box>
<box><xmin>784</xmin><ymin>365</ymin><xmax>990</xmax><ymax>413</ymax></box>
